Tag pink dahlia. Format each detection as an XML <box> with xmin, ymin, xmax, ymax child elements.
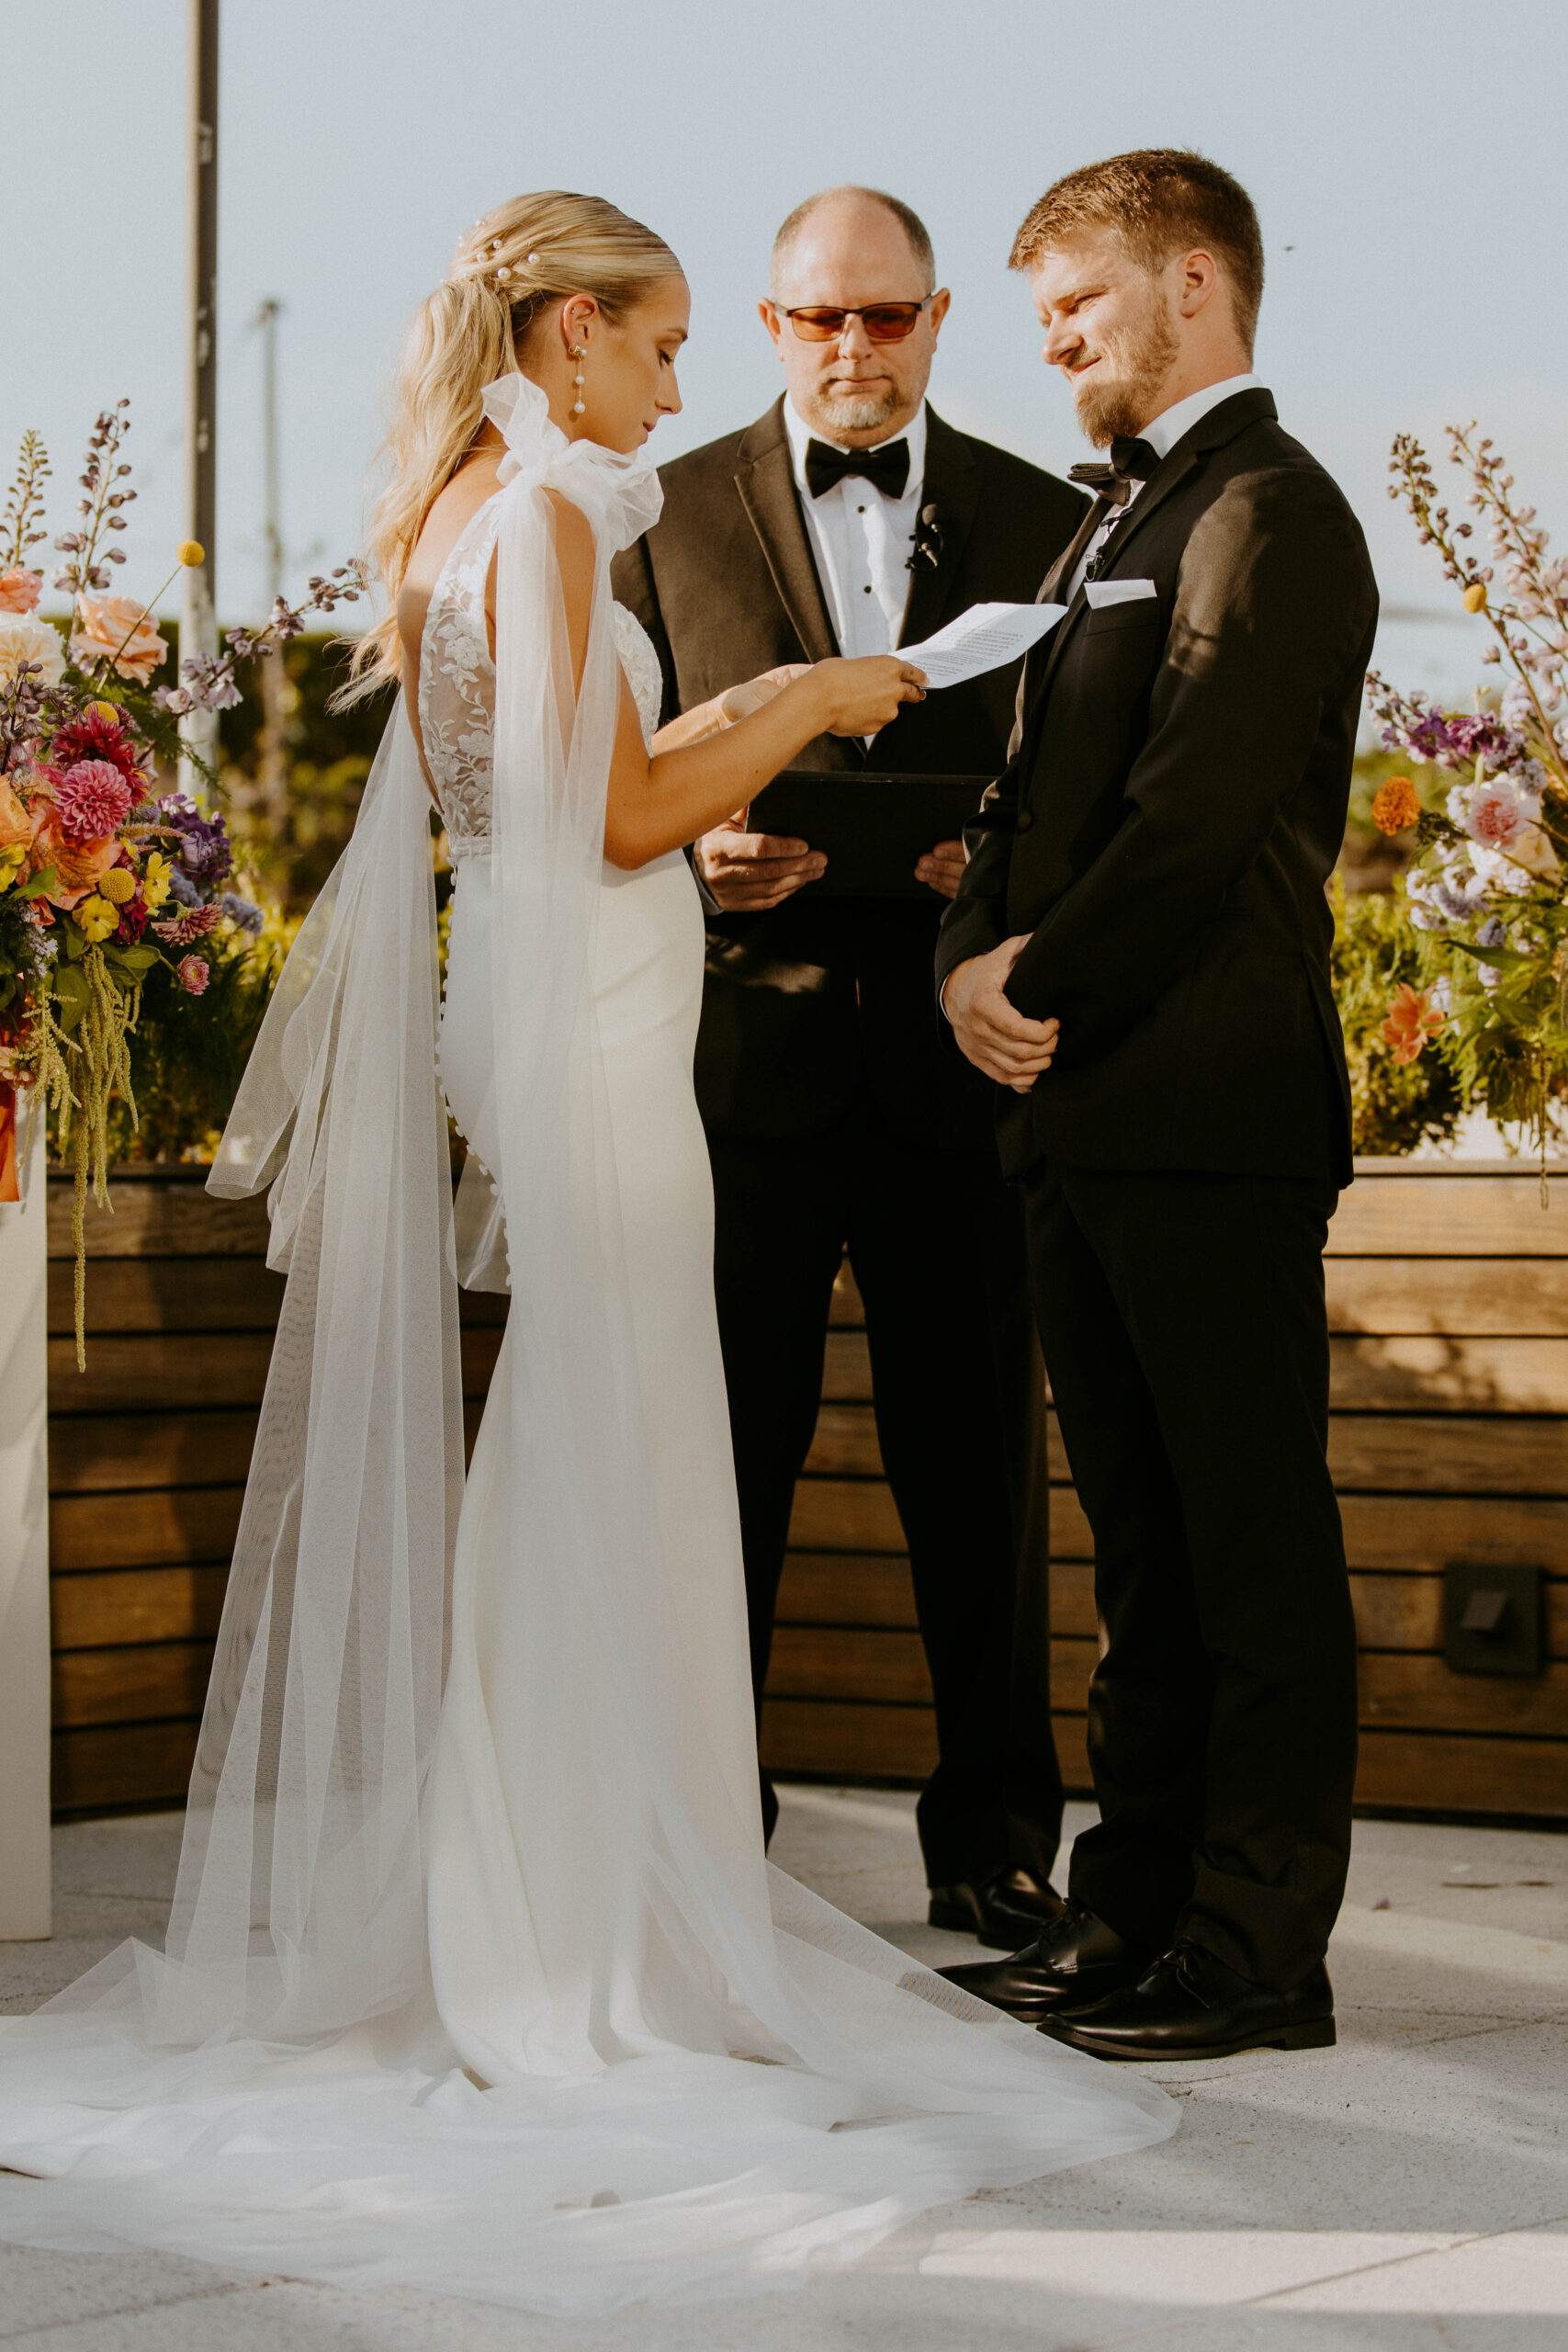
<box><xmin>55</xmin><ymin>758</ymin><xmax>133</xmax><ymax>842</ymax></box>
<box><xmin>152</xmin><ymin>903</ymin><xmax>220</xmax><ymax>948</ymax></box>
<box><xmin>175</xmin><ymin>955</ymin><xmax>209</xmax><ymax>995</ymax></box>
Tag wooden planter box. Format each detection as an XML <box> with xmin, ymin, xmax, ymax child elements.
<box><xmin>761</xmin><ymin>1159</ymin><xmax>1568</xmax><ymax>1822</ymax></box>
<box><xmin>44</xmin><ymin>1167</ymin><xmax>502</xmax><ymax>1818</ymax></box>
<box><xmin>46</xmin><ymin>1160</ymin><xmax>1568</xmax><ymax>1821</ymax></box>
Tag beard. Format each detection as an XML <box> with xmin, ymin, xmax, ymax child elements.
<box><xmin>801</xmin><ymin>375</ymin><xmax>902</xmax><ymax>438</ymax></box>
<box><xmin>1071</xmin><ymin>290</ymin><xmax>1179</xmax><ymax>447</ymax></box>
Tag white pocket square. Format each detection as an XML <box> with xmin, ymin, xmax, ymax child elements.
<box><xmin>1084</xmin><ymin>578</ymin><xmax>1157</xmax><ymax>608</ymax></box>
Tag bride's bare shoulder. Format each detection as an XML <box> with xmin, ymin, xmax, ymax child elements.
<box><xmin>397</xmin><ymin>452</ymin><xmax>507</xmax><ymax>674</ymax></box>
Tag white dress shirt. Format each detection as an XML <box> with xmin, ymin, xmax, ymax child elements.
<box><xmin>784</xmin><ymin>397</ymin><xmax>927</xmax><ymax>656</ymax></box>
<box><xmin>1066</xmin><ymin>372</ymin><xmax>1264</xmax><ymax>600</ymax></box>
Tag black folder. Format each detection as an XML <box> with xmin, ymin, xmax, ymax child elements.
<box><xmin>743</xmin><ymin>770</ymin><xmax>992</xmax><ymax>899</ymax></box>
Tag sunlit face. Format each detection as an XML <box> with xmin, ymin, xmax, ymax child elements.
<box><xmin>1028</xmin><ymin>231</ymin><xmax>1182</xmax><ymax>447</ymax></box>
<box><xmin>761</xmin><ymin>200</ymin><xmax>949</xmax><ymax>449</ymax></box>
<box><xmin>576</xmin><ymin>276</ymin><xmax>689</xmax><ymax>454</ymax></box>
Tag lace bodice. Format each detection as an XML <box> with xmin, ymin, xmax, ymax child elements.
<box><xmin>418</xmin><ymin>494</ymin><xmax>664</xmax><ymax>861</ymax></box>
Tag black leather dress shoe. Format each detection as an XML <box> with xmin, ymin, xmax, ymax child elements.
<box><xmin>1039</xmin><ymin>1943</ymin><xmax>1337</xmax><ymax>2063</ymax></box>
<box><xmin>935</xmin><ymin>1898</ymin><xmax>1149</xmax><ymax>2020</ymax></box>
<box><xmin>928</xmin><ymin>1867</ymin><xmax>1068</xmax><ymax>1951</ymax></box>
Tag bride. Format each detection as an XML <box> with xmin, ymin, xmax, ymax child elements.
<box><xmin>0</xmin><ymin>192</ymin><xmax>1172</xmax><ymax>2315</ymax></box>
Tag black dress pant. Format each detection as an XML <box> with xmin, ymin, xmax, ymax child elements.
<box><xmin>708</xmin><ymin>1080</ymin><xmax>1061</xmax><ymax>1890</ymax></box>
<box><xmin>1020</xmin><ymin>1160</ymin><xmax>1359</xmax><ymax>1991</ymax></box>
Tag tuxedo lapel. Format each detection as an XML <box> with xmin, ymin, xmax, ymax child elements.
<box><xmin>897</xmin><ymin>408</ymin><xmax>978</xmax><ymax>650</ymax></box>
<box><xmin>1083</xmin><ymin>386</ymin><xmax>1279</xmax><ymax>584</ymax></box>
<box><xmin>734</xmin><ymin>400</ymin><xmax>838</xmax><ymax>667</ymax></box>
<box><xmin>1018</xmin><ymin>390</ymin><xmax>1279</xmax><ymax>735</ymax></box>
<box><xmin>1015</xmin><ymin>492</ymin><xmax>1103</xmax><ymax>716</ymax></box>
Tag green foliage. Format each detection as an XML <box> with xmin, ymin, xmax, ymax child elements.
<box><xmin>47</xmin><ymin>913</ymin><xmax>296</xmax><ymax>1165</ymax></box>
<box><xmin>1331</xmin><ymin>879</ymin><xmax>1462</xmax><ymax>1157</ymax></box>
<box><xmin>1423</xmin><ymin>905</ymin><xmax>1568</xmax><ymax>1136</ymax></box>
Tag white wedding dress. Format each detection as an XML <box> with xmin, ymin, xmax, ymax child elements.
<box><xmin>0</xmin><ymin>377</ymin><xmax>1172</xmax><ymax>2315</ymax></box>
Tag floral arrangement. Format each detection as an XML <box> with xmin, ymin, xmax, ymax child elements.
<box><xmin>1367</xmin><ymin>424</ymin><xmax>1568</xmax><ymax>1176</ymax></box>
<box><xmin>0</xmin><ymin>402</ymin><xmax>365</xmax><ymax>1360</ymax></box>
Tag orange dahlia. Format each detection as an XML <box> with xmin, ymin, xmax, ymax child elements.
<box><xmin>1371</xmin><ymin>775</ymin><xmax>1421</xmax><ymax>836</ymax></box>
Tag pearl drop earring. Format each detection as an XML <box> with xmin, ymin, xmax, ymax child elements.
<box><xmin>570</xmin><ymin>343</ymin><xmax>587</xmax><ymax>418</ymax></box>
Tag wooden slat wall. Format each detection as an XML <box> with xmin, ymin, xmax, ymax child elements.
<box><xmin>46</xmin><ymin>1162</ymin><xmax>1568</xmax><ymax>1821</ymax></box>
<box><xmin>45</xmin><ymin>1170</ymin><xmax>504</xmax><ymax>1817</ymax></box>
<box><xmin>761</xmin><ymin>1164</ymin><xmax>1568</xmax><ymax>1821</ymax></box>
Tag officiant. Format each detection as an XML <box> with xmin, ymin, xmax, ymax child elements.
<box><xmin>613</xmin><ymin>186</ymin><xmax>1087</xmax><ymax>1948</ymax></box>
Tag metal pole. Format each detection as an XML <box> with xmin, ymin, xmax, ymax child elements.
<box><xmin>180</xmin><ymin>0</ymin><xmax>220</xmax><ymax>795</ymax></box>
<box><xmin>254</xmin><ymin>298</ymin><xmax>288</xmax><ymax>837</ymax></box>
<box><xmin>256</xmin><ymin>299</ymin><xmax>282</xmax><ymax>610</ymax></box>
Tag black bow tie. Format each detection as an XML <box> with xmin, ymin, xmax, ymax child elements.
<box><xmin>1067</xmin><ymin>435</ymin><xmax>1161</xmax><ymax>508</ymax></box>
<box><xmin>804</xmin><ymin>437</ymin><xmax>910</xmax><ymax>503</ymax></box>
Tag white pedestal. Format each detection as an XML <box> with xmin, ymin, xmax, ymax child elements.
<box><xmin>0</xmin><ymin>1117</ymin><xmax>51</xmax><ymax>1939</ymax></box>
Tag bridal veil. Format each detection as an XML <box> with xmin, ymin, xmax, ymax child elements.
<box><xmin>0</xmin><ymin>376</ymin><xmax>1172</xmax><ymax>2314</ymax></box>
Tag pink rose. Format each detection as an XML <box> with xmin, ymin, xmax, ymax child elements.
<box><xmin>0</xmin><ymin>568</ymin><xmax>43</xmax><ymax>616</ymax></box>
<box><xmin>69</xmin><ymin>594</ymin><xmax>169</xmax><ymax>685</ymax></box>
<box><xmin>1464</xmin><ymin>780</ymin><xmax>1530</xmax><ymax>851</ymax></box>
<box><xmin>175</xmin><ymin>955</ymin><xmax>209</xmax><ymax>995</ymax></box>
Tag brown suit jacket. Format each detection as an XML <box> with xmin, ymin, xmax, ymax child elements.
<box><xmin>614</xmin><ymin>398</ymin><xmax>1088</xmax><ymax>1147</ymax></box>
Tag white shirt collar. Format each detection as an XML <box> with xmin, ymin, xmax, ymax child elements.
<box><xmin>1138</xmin><ymin>373</ymin><xmax>1264</xmax><ymax>461</ymax></box>
<box><xmin>784</xmin><ymin>396</ymin><xmax>928</xmax><ymax>500</ymax></box>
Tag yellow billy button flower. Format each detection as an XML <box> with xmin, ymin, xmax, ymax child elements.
<box><xmin>97</xmin><ymin>867</ymin><xmax>136</xmax><ymax>905</ymax></box>
<box><xmin>140</xmin><ymin>852</ymin><xmax>173</xmax><ymax>911</ymax></box>
<box><xmin>87</xmin><ymin>699</ymin><xmax>121</xmax><ymax>725</ymax></box>
<box><xmin>75</xmin><ymin>895</ymin><xmax>118</xmax><ymax>944</ymax></box>
<box><xmin>1463</xmin><ymin>582</ymin><xmax>1487</xmax><ymax>613</ymax></box>
<box><xmin>177</xmin><ymin>541</ymin><xmax>206</xmax><ymax>568</ymax></box>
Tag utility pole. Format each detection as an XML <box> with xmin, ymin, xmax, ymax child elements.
<box><xmin>180</xmin><ymin>0</ymin><xmax>220</xmax><ymax>795</ymax></box>
<box><xmin>254</xmin><ymin>298</ymin><xmax>288</xmax><ymax>839</ymax></box>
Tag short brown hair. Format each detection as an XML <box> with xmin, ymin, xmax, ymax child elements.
<box><xmin>770</xmin><ymin>186</ymin><xmax>936</xmax><ymax>298</ymax></box>
<box><xmin>1010</xmin><ymin>150</ymin><xmax>1264</xmax><ymax>351</ymax></box>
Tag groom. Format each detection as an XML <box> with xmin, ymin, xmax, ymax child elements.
<box><xmin>615</xmin><ymin>187</ymin><xmax>1088</xmax><ymax>1945</ymax></box>
<box><xmin>938</xmin><ymin>151</ymin><xmax>1376</xmax><ymax>2061</ymax></box>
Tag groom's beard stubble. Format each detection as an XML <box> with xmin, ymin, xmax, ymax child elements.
<box><xmin>1071</xmin><ymin>292</ymin><xmax>1179</xmax><ymax>447</ymax></box>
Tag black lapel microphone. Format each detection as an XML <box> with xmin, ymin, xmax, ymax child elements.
<box><xmin>905</xmin><ymin>503</ymin><xmax>944</xmax><ymax>572</ymax></box>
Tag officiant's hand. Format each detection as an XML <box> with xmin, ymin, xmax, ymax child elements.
<box><xmin>942</xmin><ymin>936</ymin><xmax>1058</xmax><ymax>1091</ymax></box>
<box><xmin>695</xmin><ymin>817</ymin><xmax>826</xmax><ymax>910</ymax></box>
<box><xmin>916</xmin><ymin>839</ymin><xmax>966</xmax><ymax>899</ymax></box>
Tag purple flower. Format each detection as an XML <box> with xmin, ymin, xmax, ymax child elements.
<box><xmin>1397</xmin><ymin>705</ymin><xmax>1526</xmax><ymax>772</ymax></box>
<box><xmin>177</xmin><ymin>652</ymin><xmax>242</xmax><ymax>713</ymax></box>
<box><xmin>217</xmin><ymin>891</ymin><xmax>264</xmax><ymax>933</ymax></box>
<box><xmin>156</xmin><ymin>792</ymin><xmax>232</xmax><ymax>888</ymax></box>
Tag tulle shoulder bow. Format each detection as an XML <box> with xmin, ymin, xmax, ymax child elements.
<box><xmin>479</xmin><ymin>373</ymin><xmax>663</xmax><ymax>555</ymax></box>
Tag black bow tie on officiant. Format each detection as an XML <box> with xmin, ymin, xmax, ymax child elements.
<box><xmin>1067</xmin><ymin>435</ymin><xmax>1161</xmax><ymax>508</ymax></box>
<box><xmin>804</xmin><ymin>437</ymin><xmax>910</xmax><ymax>502</ymax></box>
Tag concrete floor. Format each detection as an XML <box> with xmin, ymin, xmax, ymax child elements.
<box><xmin>0</xmin><ymin>1790</ymin><xmax>1564</xmax><ymax>2349</ymax></box>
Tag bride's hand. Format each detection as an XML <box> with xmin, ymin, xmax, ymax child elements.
<box><xmin>808</xmin><ymin>655</ymin><xmax>927</xmax><ymax>739</ymax></box>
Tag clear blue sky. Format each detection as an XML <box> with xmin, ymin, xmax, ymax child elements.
<box><xmin>14</xmin><ymin>0</ymin><xmax>1568</xmax><ymax>707</ymax></box>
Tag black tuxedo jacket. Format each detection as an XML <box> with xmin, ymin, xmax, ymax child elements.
<box><xmin>612</xmin><ymin>399</ymin><xmax>1087</xmax><ymax>1148</ymax></box>
<box><xmin>935</xmin><ymin>387</ymin><xmax>1377</xmax><ymax>1185</ymax></box>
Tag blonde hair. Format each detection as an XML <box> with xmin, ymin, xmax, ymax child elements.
<box><xmin>344</xmin><ymin>192</ymin><xmax>682</xmax><ymax>701</ymax></box>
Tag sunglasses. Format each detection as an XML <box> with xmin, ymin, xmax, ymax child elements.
<box><xmin>776</xmin><ymin>299</ymin><xmax>933</xmax><ymax>344</ymax></box>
